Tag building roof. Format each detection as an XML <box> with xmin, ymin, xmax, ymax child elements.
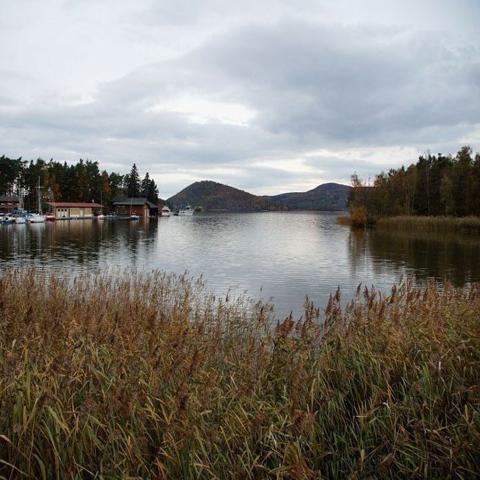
<box><xmin>47</xmin><ymin>202</ymin><xmax>104</xmax><ymax>208</ymax></box>
<box><xmin>0</xmin><ymin>195</ymin><xmax>20</xmax><ymax>202</ymax></box>
<box><xmin>113</xmin><ymin>197</ymin><xmax>158</xmax><ymax>209</ymax></box>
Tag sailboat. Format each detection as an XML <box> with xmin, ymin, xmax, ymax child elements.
<box><xmin>27</xmin><ymin>178</ymin><xmax>46</xmax><ymax>223</ymax></box>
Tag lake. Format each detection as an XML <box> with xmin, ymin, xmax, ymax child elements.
<box><xmin>1</xmin><ymin>212</ymin><xmax>479</xmax><ymax>317</ymax></box>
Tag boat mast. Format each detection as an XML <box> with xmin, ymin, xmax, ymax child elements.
<box><xmin>48</xmin><ymin>187</ymin><xmax>54</xmax><ymax>213</ymax></box>
<box><xmin>18</xmin><ymin>187</ymin><xmax>24</xmax><ymax>210</ymax></box>
<box><xmin>37</xmin><ymin>177</ymin><xmax>43</xmax><ymax>214</ymax></box>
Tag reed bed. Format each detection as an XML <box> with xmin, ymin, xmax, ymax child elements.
<box><xmin>376</xmin><ymin>215</ymin><xmax>480</xmax><ymax>232</ymax></box>
<box><xmin>0</xmin><ymin>270</ymin><xmax>479</xmax><ymax>479</ymax></box>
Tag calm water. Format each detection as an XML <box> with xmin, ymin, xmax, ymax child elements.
<box><xmin>1</xmin><ymin>212</ymin><xmax>479</xmax><ymax>316</ymax></box>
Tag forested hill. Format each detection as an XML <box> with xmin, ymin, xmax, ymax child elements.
<box><xmin>265</xmin><ymin>183</ymin><xmax>351</xmax><ymax>210</ymax></box>
<box><xmin>168</xmin><ymin>181</ymin><xmax>268</xmax><ymax>211</ymax></box>
<box><xmin>168</xmin><ymin>180</ymin><xmax>351</xmax><ymax>211</ymax></box>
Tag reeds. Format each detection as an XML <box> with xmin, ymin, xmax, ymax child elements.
<box><xmin>1</xmin><ymin>270</ymin><xmax>479</xmax><ymax>478</ymax></box>
<box><xmin>376</xmin><ymin>215</ymin><xmax>480</xmax><ymax>232</ymax></box>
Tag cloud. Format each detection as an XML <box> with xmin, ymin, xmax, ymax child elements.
<box><xmin>1</xmin><ymin>2</ymin><xmax>479</xmax><ymax>197</ymax></box>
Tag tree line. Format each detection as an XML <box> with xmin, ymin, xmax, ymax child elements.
<box><xmin>350</xmin><ymin>146</ymin><xmax>480</xmax><ymax>218</ymax></box>
<box><xmin>0</xmin><ymin>156</ymin><xmax>159</xmax><ymax>211</ymax></box>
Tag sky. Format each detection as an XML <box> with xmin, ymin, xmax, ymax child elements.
<box><xmin>1</xmin><ymin>0</ymin><xmax>479</xmax><ymax>198</ymax></box>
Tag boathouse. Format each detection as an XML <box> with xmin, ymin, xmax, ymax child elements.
<box><xmin>0</xmin><ymin>195</ymin><xmax>20</xmax><ymax>213</ymax></box>
<box><xmin>112</xmin><ymin>197</ymin><xmax>158</xmax><ymax>218</ymax></box>
<box><xmin>47</xmin><ymin>202</ymin><xmax>104</xmax><ymax>219</ymax></box>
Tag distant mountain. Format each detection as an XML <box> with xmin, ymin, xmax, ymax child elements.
<box><xmin>266</xmin><ymin>182</ymin><xmax>351</xmax><ymax>211</ymax></box>
<box><xmin>167</xmin><ymin>180</ymin><xmax>268</xmax><ymax>212</ymax></box>
<box><xmin>167</xmin><ymin>180</ymin><xmax>351</xmax><ymax>212</ymax></box>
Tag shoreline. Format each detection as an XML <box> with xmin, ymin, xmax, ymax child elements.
<box><xmin>338</xmin><ymin>213</ymin><xmax>480</xmax><ymax>232</ymax></box>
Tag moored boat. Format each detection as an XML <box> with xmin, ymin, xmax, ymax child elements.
<box><xmin>161</xmin><ymin>206</ymin><xmax>171</xmax><ymax>217</ymax></box>
<box><xmin>15</xmin><ymin>216</ymin><xmax>26</xmax><ymax>224</ymax></box>
<box><xmin>2</xmin><ymin>215</ymin><xmax>15</xmax><ymax>225</ymax></box>
<box><xmin>27</xmin><ymin>213</ymin><xmax>46</xmax><ymax>223</ymax></box>
<box><xmin>27</xmin><ymin>178</ymin><xmax>46</xmax><ymax>223</ymax></box>
<box><xmin>178</xmin><ymin>205</ymin><xmax>194</xmax><ymax>216</ymax></box>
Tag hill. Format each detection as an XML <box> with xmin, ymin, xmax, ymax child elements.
<box><xmin>167</xmin><ymin>180</ymin><xmax>268</xmax><ymax>212</ymax></box>
<box><xmin>266</xmin><ymin>182</ymin><xmax>351</xmax><ymax>210</ymax></box>
<box><xmin>167</xmin><ymin>180</ymin><xmax>351</xmax><ymax>212</ymax></box>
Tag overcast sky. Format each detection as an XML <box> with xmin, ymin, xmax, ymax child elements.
<box><xmin>1</xmin><ymin>0</ymin><xmax>479</xmax><ymax>197</ymax></box>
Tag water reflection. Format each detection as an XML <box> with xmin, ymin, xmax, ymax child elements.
<box><xmin>0</xmin><ymin>219</ymin><xmax>159</xmax><ymax>269</ymax></box>
<box><xmin>350</xmin><ymin>228</ymin><xmax>480</xmax><ymax>286</ymax></box>
<box><xmin>1</xmin><ymin>213</ymin><xmax>479</xmax><ymax>316</ymax></box>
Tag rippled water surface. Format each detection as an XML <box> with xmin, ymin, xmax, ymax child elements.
<box><xmin>1</xmin><ymin>212</ymin><xmax>479</xmax><ymax>316</ymax></box>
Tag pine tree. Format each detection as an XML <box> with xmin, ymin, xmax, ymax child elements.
<box><xmin>141</xmin><ymin>173</ymin><xmax>151</xmax><ymax>198</ymax></box>
<box><xmin>141</xmin><ymin>173</ymin><xmax>159</xmax><ymax>203</ymax></box>
<box><xmin>126</xmin><ymin>163</ymin><xmax>141</xmax><ymax>197</ymax></box>
<box><xmin>147</xmin><ymin>177</ymin><xmax>159</xmax><ymax>204</ymax></box>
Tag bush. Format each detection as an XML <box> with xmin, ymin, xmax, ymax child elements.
<box><xmin>350</xmin><ymin>207</ymin><xmax>368</xmax><ymax>227</ymax></box>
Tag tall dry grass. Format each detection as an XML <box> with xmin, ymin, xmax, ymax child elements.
<box><xmin>0</xmin><ymin>270</ymin><xmax>479</xmax><ymax>479</ymax></box>
<box><xmin>376</xmin><ymin>215</ymin><xmax>480</xmax><ymax>232</ymax></box>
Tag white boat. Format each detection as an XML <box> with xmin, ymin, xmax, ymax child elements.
<box><xmin>2</xmin><ymin>215</ymin><xmax>15</xmax><ymax>225</ymax></box>
<box><xmin>161</xmin><ymin>206</ymin><xmax>171</xmax><ymax>217</ymax></box>
<box><xmin>95</xmin><ymin>214</ymin><xmax>105</xmax><ymax>220</ymax></box>
<box><xmin>178</xmin><ymin>205</ymin><xmax>194</xmax><ymax>216</ymax></box>
<box><xmin>27</xmin><ymin>213</ymin><xmax>46</xmax><ymax>223</ymax></box>
<box><xmin>15</xmin><ymin>216</ymin><xmax>26</xmax><ymax>224</ymax></box>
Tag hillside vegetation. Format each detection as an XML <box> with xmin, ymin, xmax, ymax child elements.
<box><xmin>266</xmin><ymin>182</ymin><xmax>350</xmax><ymax>210</ymax></box>
<box><xmin>168</xmin><ymin>180</ymin><xmax>350</xmax><ymax>212</ymax></box>
<box><xmin>1</xmin><ymin>270</ymin><xmax>479</xmax><ymax>478</ymax></box>
<box><xmin>168</xmin><ymin>180</ymin><xmax>268</xmax><ymax>211</ymax></box>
